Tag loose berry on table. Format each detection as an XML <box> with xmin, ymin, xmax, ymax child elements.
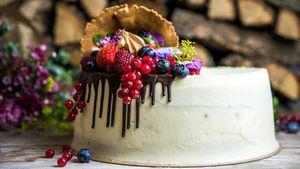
<box><xmin>45</xmin><ymin>149</ymin><xmax>55</xmax><ymax>158</ymax></box>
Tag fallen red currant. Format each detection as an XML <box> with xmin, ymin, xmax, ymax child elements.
<box><xmin>57</xmin><ymin>157</ymin><xmax>67</xmax><ymax>167</ymax></box>
<box><xmin>64</xmin><ymin>99</ymin><xmax>74</xmax><ymax>109</ymax></box>
<box><xmin>140</xmin><ymin>64</ymin><xmax>151</xmax><ymax>74</ymax></box>
<box><xmin>123</xmin><ymin>96</ymin><xmax>132</xmax><ymax>104</ymax></box>
<box><xmin>62</xmin><ymin>145</ymin><xmax>71</xmax><ymax>152</ymax></box>
<box><xmin>45</xmin><ymin>149</ymin><xmax>55</xmax><ymax>158</ymax></box>
<box><xmin>129</xmin><ymin>90</ymin><xmax>140</xmax><ymax>99</ymax></box>
<box><xmin>76</xmin><ymin>100</ymin><xmax>85</xmax><ymax>109</ymax></box>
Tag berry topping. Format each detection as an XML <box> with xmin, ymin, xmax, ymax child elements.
<box><xmin>129</xmin><ymin>90</ymin><xmax>140</xmax><ymax>99</ymax></box>
<box><xmin>96</xmin><ymin>45</ymin><xmax>119</xmax><ymax>72</ymax></box>
<box><xmin>73</xmin><ymin>92</ymin><xmax>80</xmax><ymax>101</ymax></box>
<box><xmin>74</xmin><ymin>82</ymin><xmax>83</xmax><ymax>91</ymax></box>
<box><xmin>64</xmin><ymin>99</ymin><xmax>73</xmax><ymax>109</ymax></box>
<box><xmin>166</xmin><ymin>56</ymin><xmax>176</xmax><ymax>68</ymax></box>
<box><xmin>172</xmin><ymin>64</ymin><xmax>189</xmax><ymax>78</ymax></box>
<box><xmin>140</xmin><ymin>64</ymin><xmax>151</xmax><ymax>75</ymax></box>
<box><xmin>71</xmin><ymin>108</ymin><xmax>78</xmax><ymax>115</ymax></box>
<box><xmin>76</xmin><ymin>100</ymin><xmax>85</xmax><ymax>109</ymax></box>
<box><xmin>114</xmin><ymin>49</ymin><xmax>134</xmax><ymax>73</ymax></box>
<box><xmin>57</xmin><ymin>157</ymin><xmax>67</xmax><ymax>167</ymax></box>
<box><xmin>45</xmin><ymin>149</ymin><xmax>55</xmax><ymax>158</ymax></box>
<box><xmin>83</xmin><ymin>58</ymin><xmax>95</xmax><ymax>72</ymax></box>
<box><xmin>135</xmin><ymin>71</ymin><xmax>142</xmax><ymax>79</ymax></box>
<box><xmin>131</xmin><ymin>57</ymin><xmax>142</xmax><ymax>70</ymax></box>
<box><xmin>124</xmin><ymin>81</ymin><xmax>133</xmax><ymax>89</ymax></box>
<box><xmin>133</xmin><ymin>80</ymin><xmax>143</xmax><ymax>89</ymax></box>
<box><xmin>123</xmin><ymin>96</ymin><xmax>132</xmax><ymax>105</ymax></box>
<box><xmin>77</xmin><ymin>149</ymin><xmax>93</xmax><ymax>163</ymax></box>
<box><xmin>137</xmin><ymin>46</ymin><xmax>156</xmax><ymax>58</ymax></box>
<box><xmin>121</xmin><ymin>88</ymin><xmax>130</xmax><ymax>95</ymax></box>
<box><xmin>127</xmin><ymin>72</ymin><xmax>137</xmax><ymax>81</ymax></box>
<box><xmin>121</xmin><ymin>73</ymin><xmax>129</xmax><ymax>82</ymax></box>
<box><xmin>142</xmin><ymin>56</ymin><xmax>153</xmax><ymax>65</ymax></box>
<box><xmin>156</xmin><ymin>59</ymin><xmax>171</xmax><ymax>74</ymax></box>
<box><xmin>67</xmin><ymin>112</ymin><xmax>76</xmax><ymax>121</ymax></box>
<box><xmin>123</xmin><ymin>64</ymin><xmax>132</xmax><ymax>73</ymax></box>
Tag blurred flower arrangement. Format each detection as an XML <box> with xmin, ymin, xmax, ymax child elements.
<box><xmin>0</xmin><ymin>20</ymin><xmax>79</xmax><ymax>132</ymax></box>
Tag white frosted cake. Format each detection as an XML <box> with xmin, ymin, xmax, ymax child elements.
<box><xmin>71</xmin><ymin>67</ymin><xmax>279</xmax><ymax>167</ymax></box>
<box><xmin>67</xmin><ymin>4</ymin><xmax>279</xmax><ymax>167</ymax></box>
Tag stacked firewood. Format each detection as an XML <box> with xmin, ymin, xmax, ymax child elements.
<box><xmin>0</xmin><ymin>0</ymin><xmax>299</xmax><ymax>110</ymax></box>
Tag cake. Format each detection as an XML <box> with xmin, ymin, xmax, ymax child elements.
<box><xmin>69</xmin><ymin>4</ymin><xmax>280</xmax><ymax>167</ymax></box>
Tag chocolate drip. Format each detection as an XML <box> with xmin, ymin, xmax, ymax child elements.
<box><xmin>91</xmin><ymin>79</ymin><xmax>99</xmax><ymax>128</ymax></box>
<box><xmin>127</xmin><ymin>104</ymin><xmax>131</xmax><ymax>129</ymax></box>
<box><xmin>135</xmin><ymin>98</ymin><xmax>140</xmax><ymax>128</ymax></box>
<box><xmin>79</xmin><ymin>71</ymin><xmax>174</xmax><ymax>137</ymax></box>
<box><xmin>99</xmin><ymin>79</ymin><xmax>105</xmax><ymax>118</ymax></box>
<box><xmin>141</xmin><ymin>74</ymin><xmax>175</xmax><ymax>105</ymax></box>
<box><xmin>122</xmin><ymin>104</ymin><xmax>126</xmax><ymax>137</ymax></box>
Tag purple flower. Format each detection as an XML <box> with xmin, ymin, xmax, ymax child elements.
<box><xmin>185</xmin><ymin>59</ymin><xmax>203</xmax><ymax>75</ymax></box>
<box><xmin>99</xmin><ymin>30</ymin><xmax>122</xmax><ymax>46</ymax></box>
<box><xmin>99</xmin><ymin>37</ymin><xmax>111</xmax><ymax>46</ymax></box>
<box><xmin>153</xmin><ymin>33</ymin><xmax>165</xmax><ymax>46</ymax></box>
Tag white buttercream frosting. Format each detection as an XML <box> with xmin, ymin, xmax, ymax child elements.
<box><xmin>72</xmin><ymin>67</ymin><xmax>279</xmax><ymax>167</ymax></box>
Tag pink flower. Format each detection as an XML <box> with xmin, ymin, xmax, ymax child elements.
<box><xmin>186</xmin><ymin>59</ymin><xmax>203</xmax><ymax>75</ymax></box>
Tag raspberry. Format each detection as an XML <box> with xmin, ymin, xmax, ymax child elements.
<box><xmin>96</xmin><ymin>45</ymin><xmax>119</xmax><ymax>72</ymax></box>
<box><xmin>114</xmin><ymin>49</ymin><xmax>134</xmax><ymax>73</ymax></box>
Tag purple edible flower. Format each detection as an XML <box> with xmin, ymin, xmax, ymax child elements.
<box><xmin>185</xmin><ymin>59</ymin><xmax>203</xmax><ymax>75</ymax></box>
<box><xmin>99</xmin><ymin>37</ymin><xmax>111</xmax><ymax>46</ymax></box>
<box><xmin>153</xmin><ymin>33</ymin><xmax>165</xmax><ymax>46</ymax></box>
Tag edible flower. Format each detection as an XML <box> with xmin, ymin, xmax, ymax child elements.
<box><xmin>185</xmin><ymin>59</ymin><xmax>203</xmax><ymax>75</ymax></box>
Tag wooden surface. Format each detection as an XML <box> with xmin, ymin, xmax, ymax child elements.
<box><xmin>0</xmin><ymin>131</ymin><xmax>299</xmax><ymax>169</ymax></box>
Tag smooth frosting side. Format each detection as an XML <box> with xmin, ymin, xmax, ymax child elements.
<box><xmin>72</xmin><ymin>67</ymin><xmax>279</xmax><ymax>166</ymax></box>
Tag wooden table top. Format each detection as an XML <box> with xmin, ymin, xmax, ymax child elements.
<box><xmin>0</xmin><ymin>131</ymin><xmax>299</xmax><ymax>169</ymax></box>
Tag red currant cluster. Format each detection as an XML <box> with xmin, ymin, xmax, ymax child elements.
<box><xmin>118</xmin><ymin>56</ymin><xmax>157</xmax><ymax>104</ymax></box>
<box><xmin>65</xmin><ymin>82</ymin><xmax>86</xmax><ymax>121</ymax></box>
<box><xmin>45</xmin><ymin>145</ymin><xmax>74</xmax><ymax>167</ymax></box>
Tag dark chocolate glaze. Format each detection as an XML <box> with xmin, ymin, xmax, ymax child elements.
<box><xmin>79</xmin><ymin>71</ymin><xmax>175</xmax><ymax>137</ymax></box>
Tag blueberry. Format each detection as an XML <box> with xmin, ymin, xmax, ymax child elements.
<box><xmin>137</xmin><ymin>46</ymin><xmax>156</xmax><ymax>58</ymax></box>
<box><xmin>84</xmin><ymin>59</ymin><xmax>95</xmax><ymax>72</ymax></box>
<box><xmin>156</xmin><ymin>59</ymin><xmax>170</xmax><ymax>74</ymax></box>
<box><xmin>77</xmin><ymin>149</ymin><xmax>93</xmax><ymax>163</ymax></box>
<box><xmin>287</xmin><ymin>121</ymin><xmax>299</xmax><ymax>134</ymax></box>
<box><xmin>172</xmin><ymin>64</ymin><xmax>189</xmax><ymax>78</ymax></box>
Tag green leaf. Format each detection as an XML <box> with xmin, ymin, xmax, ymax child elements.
<box><xmin>143</xmin><ymin>37</ymin><xmax>155</xmax><ymax>44</ymax></box>
<box><xmin>93</xmin><ymin>34</ymin><xmax>105</xmax><ymax>45</ymax></box>
<box><xmin>56</xmin><ymin>49</ymin><xmax>70</xmax><ymax>65</ymax></box>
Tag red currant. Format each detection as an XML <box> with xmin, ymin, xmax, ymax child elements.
<box><xmin>123</xmin><ymin>96</ymin><xmax>132</xmax><ymax>104</ymax></box>
<box><xmin>166</xmin><ymin>56</ymin><xmax>176</xmax><ymax>67</ymax></box>
<box><xmin>142</xmin><ymin>56</ymin><xmax>153</xmax><ymax>65</ymax></box>
<box><xmin>76</xmin><ymin>100</ymin><xmax>85</xmax><ymax>109</ymax></box>
<box><xmin>123</xmin><ymin>64</ymin><xmax>132</xmax><ymax>73</ymax></box>
<box><xmin>153</xmin><ymin>57</ymin><xmax>159</xmax><ymax>64</ymax></box>
<box><xmin>129</xmin><ymin>90</ymin><xmax>140</xmax><ymax>99</ymax></box>
<box><xmin>140</xmin><ymin>64</ymin><xmax>151</xmax><ymax>74</ymax></box>
<box><xmin>121</xmin><ymin>87</ymin><xmax>130</xmax><ymax>95</ymax></box>
<box><xmin>62</xmin><ymin>153</ymin><xmax>71</xmax><ymax>161</ymax></box>
<box><xmin>121</xmin><ymin>73</ymin><xmax>129</xmax><ymax>82</ymax></box>
<box><xmin>64</xmin><ymin>99</ymin><xmax>74</xmax><ymax>109</ymax></box>
<box><xmin>131</xmin><ymin>57</ymin><xmax>142</xmax><ymax>70</ymax></box>
<box><xmin>127</xmin><ymin>72</ymin><xmax>136</xmax><ymax>81</ymax></box>
<box><xmin>64</xmin><ymin>150</ymin><xmax>73</xmax><ymax>161</ymax></box>
<box><xmin>45</xmin><ymin>149</ymin><xmax>55</xmax><ymax>158</ymax></box>
<box><xmin>71</xmin><ymin>108</ymin><xmax>78</xmax><ymax>115</ymax></box>
<box><xmin>74</xmin><ymin>82</ymin><xmax>83</xmax><ymax>91</ymax></box>
<box><xmin>57</xmin><ymin>157</ymin><xmax>67</xmax><ymax>167</ymax></box>
<box><xmin>62</xmin><ymin>145</ymin><xmax>71</xmax><ymax>152</ymax></box>
<box><xmin>133</xmin><ymin>80</ymin><xmax>143</xmax><ymax>89</ymax></box>
<box><xmin>135</xmin><ymin>71</ymin><xmax>142</xmax><ymax>79</ymax></box>
<box><xmin>67</xmin><ymin>112</ymin><xmax>76</xmax><ymax>121</ymax></box>
<box><xmin>124</xmin><ymin>81</ymin><xmax>133</xmax><ymax>89</ymax></box>
<box><xmin>73</xmin><ymin>92</ymin><xmax>80</xmax><ymax>101</ymax></box>
<box><xmin>118</xmin><ymin>90</ymin><xmax>124</xmax><ymax>98</ymax></box>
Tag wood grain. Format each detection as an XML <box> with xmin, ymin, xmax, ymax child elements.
<box><xmin>0</xmin><ymin>131</ymin><xmax>299</xmax><ymax>169</ymax></box>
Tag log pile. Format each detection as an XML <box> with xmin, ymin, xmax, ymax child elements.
<box><xmin>0</xmin><ymin>0</ymin><xmax>299</xmax><ymax>106</ymax></box>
